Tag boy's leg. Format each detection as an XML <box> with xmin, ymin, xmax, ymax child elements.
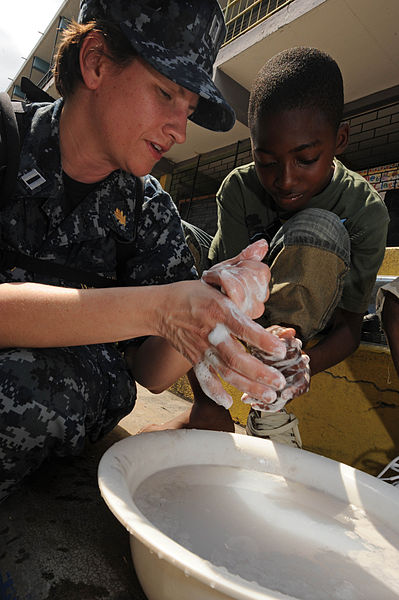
<box><xmin>247</xmin><ymin>208</ymin><xmax>350</xmax><ymax>446</ymax></box>
<box><xmin>0</xmin><ymin>344</ymin><xmax>135</xmax><ymax>502</ymax></box>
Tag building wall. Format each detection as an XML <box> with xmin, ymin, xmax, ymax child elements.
<box><xmin>344</xmin><ymin>101</ymin><xmax>399</xmax><ymax>171</ymax></box>
<box><xmin>170</xmin><ymin>139</ymin><xmax>252</xmax><ymax>235</ymax></box>
<box><xmin>170</xmin><ymin>101</ymin><xmax>399</xmax><ymax>236</ymax></box>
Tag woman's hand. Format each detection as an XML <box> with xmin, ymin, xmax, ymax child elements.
<box><xmin>156</xmin><ymin>278</ymin><xmax>287</xmax><ymax>410</ymax></box>
<box><xmin>201</xmin><ymin>239</ymin><xmax>269</xmax><ymax>319</ymax></box>
<box><xmin>242</xmin><ymin>325</ymin><xmax>310</xmax><ymax>412</ymax></box>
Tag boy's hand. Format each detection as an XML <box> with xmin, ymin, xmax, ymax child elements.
<box><xmin>242</xmin><ymin>325</ymin><xmax>310</xmax><ymax>412</ymax></box>
<box><xmin>201</xmin><ymin>239</ymin><xmax>269</xmax><ymax>319</ymax></box>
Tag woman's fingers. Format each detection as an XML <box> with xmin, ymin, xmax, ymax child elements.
<box><xmin>222</xmin><ymin>298</ymin><xmax>286</xmax><ymax>359</ymax></box>
<box><xmin>242</xmin><ymin>392</ymin><xmax>288</xmax><ymax>413</ymax></box>
<box><xmin>206</xmin><ymin>333</ymin><xmax>285</xmax><ymax>390</ymax></box>
<box><xmin>202</xmin><ymin>267</ymin><xmax>269</xmax><ymax>317</ymax></box>
<box><xmin>236</xmin><ymin>239</ymin><xmax>269</xmax><ymax>261</ymax></box>
<box><xmin>201</xmin><ymin>242</ymin><xmax>270</xmax><ymax>318</ymax></box>
<box><xmin>158</xmin><ymin>280</ymin><xmax>289</xmax><ymax>405</ymax></box>
<box><xmin>206</xmin><ymin>240</ymin><xmax>268</xmax><ymax>269</ymax></box>
<box><xmin>194</xmin><ymin>326</ymin><xmax>286</xmax><ymax>406</ymax></box>
<box><xmin>193</xmin><ymin>362</ymin><xmax>234</xmax><ymax>409</ymax></box>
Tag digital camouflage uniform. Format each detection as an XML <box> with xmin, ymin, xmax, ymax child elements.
<box><xmin>0</xmin><ymin>100</ymin><xmax>196</xmax><ymax>500</ymax></box>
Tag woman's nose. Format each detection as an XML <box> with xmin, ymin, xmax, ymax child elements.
<box><xmin>165</xmin><ymin>111</ymin><xmax>188</xmax><ymax>145</ymax></box>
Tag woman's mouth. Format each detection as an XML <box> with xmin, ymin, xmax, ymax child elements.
<box><xmin>148</xmin><ymin>141</ymin><xmax>165</xmax><ymax>159</ymax></box>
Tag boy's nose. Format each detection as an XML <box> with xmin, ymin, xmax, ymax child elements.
<box><xmin>275</xmin><ymin>164</ymin><xmax>297</xmax><ymax>191</ymax></box>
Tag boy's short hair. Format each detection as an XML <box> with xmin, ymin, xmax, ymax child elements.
<box><xmin>248</xmin><ymin>47</ymin><xmax>344</xmax><ymax>131</ymax></box>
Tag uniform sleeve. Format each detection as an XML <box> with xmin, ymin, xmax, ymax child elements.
<box><xmin>340</xmin><ymin>199</ymin><xmax>389</xmax><ymax>313</ymax></box>
<box><xmin>124</xmin><ymin>175</ymin><xmax>197</xmax><ymax>286</ymax></box>
<box><xmin>209</xmin><ymin>170</ymin><xmax>251</xmax><ymax>265</ymax></box>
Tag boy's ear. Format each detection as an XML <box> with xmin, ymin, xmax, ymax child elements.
<box><xmin>335</xmin><ymin>121</ymin><xmax>350</xmax><ymax>155</ymax></box>
<box><xmin>79</xmin><ymin>31</ymin><xmax>108</xmax><ymax>90</ymax></box>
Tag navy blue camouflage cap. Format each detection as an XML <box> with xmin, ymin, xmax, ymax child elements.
<box><xmin>78</xmin><ymin>0</ymin><xmax>235</xmax><ymax>132</ymax></box>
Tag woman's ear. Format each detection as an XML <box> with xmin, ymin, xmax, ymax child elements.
<box><xmin>335</xmin><ymin>121</ymin><xmax>350</xmax><ymax>155</ymax></box>
<box><xmin>79</xmin><ymin>31</ymin><xmax>107</xmax><ymax>90</ymax></box>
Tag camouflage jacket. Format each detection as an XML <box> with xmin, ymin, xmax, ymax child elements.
<box><xmin>0</xmin><ymin>99</ymin><xmax>196</xmax><ymax>289</ymax></box>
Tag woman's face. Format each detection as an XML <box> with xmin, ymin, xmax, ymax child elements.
<box><xmin>91</xmin><ymin>57</ymin><xmax>199</xmax><ymax>176</ymax></box>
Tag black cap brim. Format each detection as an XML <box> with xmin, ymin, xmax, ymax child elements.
<box><xmin>120</xmin><ymin>23</ymin><xmax>236</xmax><ymax>132</ymax></box>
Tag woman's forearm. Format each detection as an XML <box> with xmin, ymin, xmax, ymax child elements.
<box><xmin>0</xmin><ymin>267</ymin><xmax>289</xmax><ymax>407</ymax></box>
<box><xmin>0</xmin><ymin>282</ymin><xmax>161</xmax><ymax>348</ymax></box>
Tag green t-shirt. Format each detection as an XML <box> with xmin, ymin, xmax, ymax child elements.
<box><xmin>209</xmin><ymin>159</ymin><xmax>389</xmax><ymax>314</ymax></box>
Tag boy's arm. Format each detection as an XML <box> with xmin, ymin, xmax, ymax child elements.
<box><xmin>137</xmin><ymin>366</ymin><xmax>235</xmax><ymax>433</ymax></box>
<box><xmin>125</xmin><ymin>336</ymin><xmax>191</xmax><ymax>393</ymax></box>
<box><xmin>381</xmin><ymin>291</ymin><xmax>399</xmax><ymax>377</ymax></box>
<box><xmin>305</xmin><ymin>307</ymin><xmax>363</xmax><ymax>376</ymax></box>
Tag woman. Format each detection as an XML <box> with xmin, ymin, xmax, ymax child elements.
<box><xmin>0</xmin><ymin>0</ymin><xmax>288</xmax><ymax>501</ymax></box>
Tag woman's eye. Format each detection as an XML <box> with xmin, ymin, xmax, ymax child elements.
<box><xmin>160</xmin><ymin>88</ymin><xmax>172</xmax><ymax>100</ymax></box>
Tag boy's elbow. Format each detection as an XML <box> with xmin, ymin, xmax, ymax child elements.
<box><xmin>147</xmin><ymin>385</ymin><xmax>167</xmax><ymax>395</ymax></box>
<box><xmin>349</xmin><ymin>323</ymin><xmax>362</xmax><ymax>354</ymax></box>
<box><xmin>351</xmin><ymin>335</ymin><xmax>361</xmax><ymax>354</ymax></box>
<box><xmin>146</xmin><ymin>382</ymin><xmax>170</xmax><ymax>394</ymax></box>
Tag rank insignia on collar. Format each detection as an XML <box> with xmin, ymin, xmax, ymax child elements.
<box><xmin>114</xmin><ymin>208</ymin><xmax>126</xmax><ymax>227</ymax></box>
<box><xmin>21</xmin><ymin>168</ymin><xmax>46</xmax><ymax>191</ymax></box>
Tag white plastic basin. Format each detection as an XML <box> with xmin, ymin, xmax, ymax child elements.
<box><xmin>98</xmin><ymin>430</ymin><xmax>399</xmax><ymax>600</ymax></box>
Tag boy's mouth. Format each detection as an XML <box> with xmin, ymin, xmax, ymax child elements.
<box><xmin>275</xmin><ymin>193</ymin><xmax>304</xmax><ymax>204</ymax></box>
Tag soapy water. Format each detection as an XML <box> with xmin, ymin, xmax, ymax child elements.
<box><xmin>208</xmin><ymin>323</ymin><xmax>231</xmax><ymax>347</ymax></box>
<box><xmin>135</xmin><ymin>464</ymin><xmax>399</xmax><ymax>600</ymax></box>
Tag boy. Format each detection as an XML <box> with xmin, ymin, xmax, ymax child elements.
<box><xmin>195</xmin><ymin>47</ymin><xmax>389</xmax><ymax>445</ymax></box>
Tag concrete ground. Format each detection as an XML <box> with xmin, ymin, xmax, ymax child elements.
<box><xmin>0</xmin><ymin>386</ymin><xmax>244</xmax><ymax>600</ymax></box>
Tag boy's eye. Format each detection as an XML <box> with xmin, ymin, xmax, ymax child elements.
<box><xmin>256</xmin><ymin>160</ymin><xmax>277</xmax><ymax>169</ymax></box>
<box><xmin>299</xmin><ymin>155</ymin><xmax>320</xmax><ymax>166</ymax></box>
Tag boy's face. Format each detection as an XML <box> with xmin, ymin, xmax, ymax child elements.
<box><xmin>251</xmin><ymin>107</ymin><xmax>349</xmax><ymax>213</ymax></box>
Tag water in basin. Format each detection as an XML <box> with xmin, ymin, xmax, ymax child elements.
<box><xmin>135</xmin><ymin>464</ymin><xmax>399</xmax><ymax>600</ymax></box>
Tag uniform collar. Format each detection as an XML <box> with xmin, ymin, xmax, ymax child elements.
<box><xmin>16</xmin><ymin>100</ymin><xmax>141</xmax><ymax>244</ymax></box>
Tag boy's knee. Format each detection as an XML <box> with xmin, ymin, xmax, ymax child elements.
<box><xmin>263</xmin><ymin>209</ymin><xmax>350</xmax><ymax>342</ymax></box>
<box><xmin>268</xmin><ymin>208</ymin><xmax>350</xmax><ymax>267</ymax></box>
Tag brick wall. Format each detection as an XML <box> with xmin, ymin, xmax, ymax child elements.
<box><xmin>170</xmin><ymin>139</ymin><xmax>252</xmax><ymax>234</ymax></box>
<box><xmin>179</xmin><ymin>196</ymin><xmax>218</xmax><ymax>235</ymax></box>
<box><xmin>342</xmin><ymin>101</ymin><xmax>399</xmax><ymax>171</ymax></box>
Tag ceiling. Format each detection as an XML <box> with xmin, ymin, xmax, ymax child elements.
<box><xmin>8</xmin><ymin>0</ymin><xmax>399</xmax><ymax>169</ymax></box>
<box><xmin>165</xmin><ymin>0</ymin><xmax>399</xmax><ymax>164</ymax></box>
